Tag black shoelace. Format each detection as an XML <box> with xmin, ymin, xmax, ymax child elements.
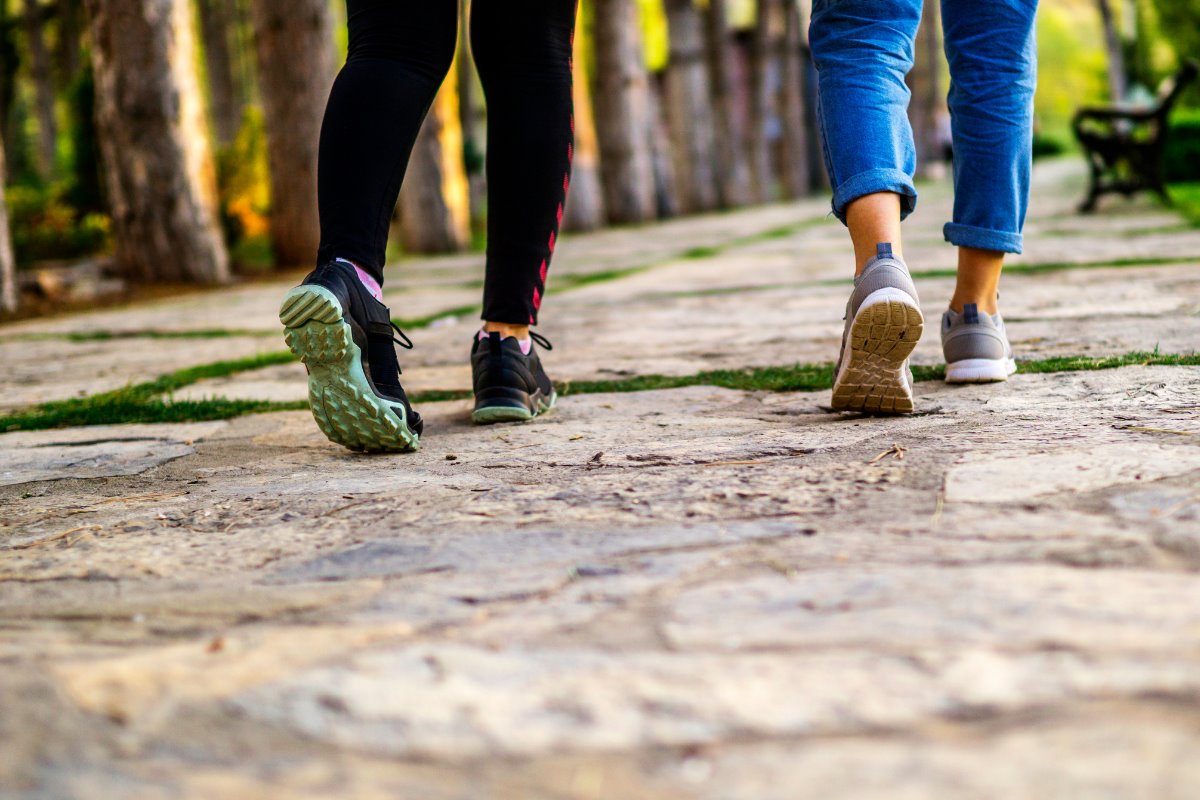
<box><xmin>390</xmin><ymin>322</ymin><xmax>414</xmax><ymax>350</ymax></box>
<box><xmin>530</xmin><ymin>331</ymin><xmax>553</xmax><ymax>351</ymax></box>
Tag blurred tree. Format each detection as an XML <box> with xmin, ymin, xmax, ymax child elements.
<box><xmin>249</xmin><ymin>0</ymin><xmax>334</xmax><ymax>268</ymax></box>
<box><xmin>1152</xmin><ymin>0</ymin><xmax>1200</xmax><ymax>90</ymax></box>
<box><xmin>1155</xmin><ymin>0</ymin><xmax>1200</xmax><ymax>55</ymax></box>
<box><xmin>54</xmin><ymin>0</ymin><xmax>85</xmax><ymax>82</ymax></box>
<box><xmin>85</xmin><ymin>0</ymin><xmax>229</xmax><ymax>283</ymax></box>
<box><xmin>704</xmin><ymin>0</ymin><xmax>751</xmax><ymax>207</ymax></box>
<box><xmin>906</xmin><ymin>0</ymin><xmax>945</xmax><ymax>178</ymax></box>
<box><xmin>663</xmin><ymin>0</ymin><xmax>719</xmax><ymax>213</ymax></box>
<box><xmin>594</xmin><ymin>0</ymin><xmax>656</xmax><ymax>222</ymax></box>
<box><xmin>746</xmin><ymin>0</ymin><xmax>772</xmax><ymax>202</ymax></box>
<box><xmin>21</xmin><ymin>0</ymin><xmax>58</xmax><ymax>177</ymax></box>
<box><xmin>0</xmin><ymin>145</ymin><xmax>15</xmax><ymax>313</ymax></box>
<box><xmin>1096</xmin><ymin>0</ymin><xmax>1128</xmax><ymax>100</ymax></box>
<box><xmin>776</xmin><ymin>0</ymin><xmax>809</xmax><ymax>198</ymax></box>
<box><xmin>396</xmin><ymin>67</ymin><xmax>470</xmax><ymax>253</ymax></box>
<box><xmin>563</xmin><ymin>3</ymin><xmax>607</xmax><ymax>232</ymax></box>
<box><xmin>646</xmin><ymin>75</ymin><xmax>678</xmax><ymax>218</ymax></box>
<box><xmin>65</xmin><ymin>66</ymin><xmax>104</xmax><ymax>214</ymax></box>
<box><xmin>0</xmin><ymin>1</ymin><xmax>21</xmax><ymax>163</ymax></box>
<box><xmin>1035</xmin><ymin>1</ymin><xmax>1107</xmax><ymax>144</ymax></box>
<box><xmin>457</xmin><ymin>0</ymin><xmax>485</xmax><ymax>228</ymax></box>
<box><xmin>197</xmin><ymin>0</ymin><xmax>243</xmax><ymax>146</ymax></box>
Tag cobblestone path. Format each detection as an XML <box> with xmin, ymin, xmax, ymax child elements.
<box><xmin>2</xmin><ymin>161</ymin><xmax>1199</xmax><ymax>798</ymax></box>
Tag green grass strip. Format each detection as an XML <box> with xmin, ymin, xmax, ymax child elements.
<box><xmin>4</xmin><ymin>350</ymin><xmax>1196</xmax><ymax>433</ymax></box>
<box><xmin>553</xmin><ymin>351</ymin><xmax>1198</xmax><ymax>398</ymax></box>
<box><xmin>393</xmin><ymin>304</ymin><xmax>481</xmax><ymax>331</ymax></box>
<box><xmin>0</xmin><ymin>351</ymin><xmax>297</xmax><ymax>432</ymax></box>
<box><xmin>62</xmin><ymin>328</ymin><xmax>277</xmax><ymax>341</ymax></box>
<box><xmin>650</xmin><ymin>253</ymin><xmax>1200</xmax><ymax>302</ymax></box>
<box><xmin>0</xmin><ymin>397</ymin><xmax>309</xmax><ymax>431</ymax></box>
<box><xmin>908</xmin><ymin>254</ymin><xmax>1198</xmax><ymax>281</ymax></box>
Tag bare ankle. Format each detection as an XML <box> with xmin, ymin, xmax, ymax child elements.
<box><xmin>949</xmin><ymin>296</ymin><xmax>999</xmax><ymax>315</ymax></box>
<box><xmin>951</xmin><ymin>246</ymin><xmax>1004</xmax><ymax>315</ymax></box>
<box><xmin>846</xmin><ymin>193</ymin><xmax>904</xmax><ymax>274</ymax></box>
<box><xmin>483</xmin><ymin>321</ymin><xmax>530</xmax><ymax>339</ymax></box>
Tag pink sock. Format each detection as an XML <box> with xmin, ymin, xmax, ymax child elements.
<box><xmin>478</xmin><ymin>328</ymin><xmax>532</xmax><ymax>354</ymax></box>
<box><xmin>336</xmin><ymin>258</ymin><xmax>382</xmax><ymax>302</ymax></box>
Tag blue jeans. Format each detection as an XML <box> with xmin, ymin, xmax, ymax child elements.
<box><xmin>810</xmin><ymin>0</ymin><xmax>1038</xmax><ymax>254</ymax></box>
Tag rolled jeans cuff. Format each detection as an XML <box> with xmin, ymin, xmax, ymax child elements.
<box><xmin>831</xmin><ymin>168</ymin><xmax>917</xmax><ymax>225</ymax></box>
<box><xmin>943</xmin><ymin>222</ymin><xmax>1023</xmax><ymax>254</ymax></box>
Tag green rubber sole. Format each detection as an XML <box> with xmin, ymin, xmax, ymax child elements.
<box><xmin>471</xmin><ymin>391</ymin><xmax>557</xmax><ymax>425</ymax></box>
<box><xmin>279</xmin><ymin>285</ymin><xmax>419</xmax><ymax>453</ymax></box>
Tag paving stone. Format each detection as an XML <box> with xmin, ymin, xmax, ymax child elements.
<box><xmin>2</xmin><ymin>160</ymin><xmax>1200</xmax><ymax>797</ymax></box>
<box><xmin>0</xmin><ymin>422</ymin><xmax>227</xmax><ymax>489</ymax></box>
<box><xmin>231</xmin><ymin>644</ymin><xmax>1200</xmax><ymax>759</ymax></box>
<box><xmin>663</xmin><ymin>564</ymin><xmax>1200</xmax><ymax>652</ymax></box>
<box><xmin>944</xmin><ymin>443</ymin><xmax>1200</xmax><ymax>503</ymax></box>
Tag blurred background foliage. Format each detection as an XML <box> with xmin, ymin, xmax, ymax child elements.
<box><xmin>0</xmin><ymin>0</ymin><xmax>1196</xmax><ymax>316</ymax></box>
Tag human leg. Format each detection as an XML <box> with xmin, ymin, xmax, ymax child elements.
<box><xmin>468</xmin><ymin>0</ymin><xmax>576</xmax><ymax>424</ymax></box>
<box><xmin>939</xmin><ymin>0</ymin><xmax>1037</xmax><ymax>382</ymax></box>
<box><xmin>280</xmin><ymin>0</ymin><xmax>459</xmax><ymax>452</ymax></box>
<box><xmin>810</xmin><ymin>0</ymin><xmax>925</xmax><ymax>413</ymax></box>
<box><xmin>471</xmin><ymin>0</ymin><xmax>577</xmax><ymax>328</ymax></box>
<box><xmin>316</xmin><ymin>0</ymin><xmax>459</xmax><ymax>282</ymax></box>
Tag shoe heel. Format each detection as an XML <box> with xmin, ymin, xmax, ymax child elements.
<box><xmin>279</xmin><ymin>285</ymin><xmax>343</xmax><ymax>329</ymax></box>
<box><xmin>850</xmin><ymin>290</ymin><xmax>924</xmax><ymax>364</ymax></box>
<box><xmin>279</xmin><ymin>285</ymin><xmax>418</xmax><ymax>453</ymax></box>
<box><xmin>832</xmin><ymin>291</ymin><xmax>924</xmax><ymax>415</ymax></box>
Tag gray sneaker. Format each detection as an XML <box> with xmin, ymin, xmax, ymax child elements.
<box><xmin>831</xmin><ymin>243</ymin><xmax>924</xmax><ymax>414</ymax></box>
<box><xmin>941</xmin><ymin>303</ymin><xmax>1017</xmax><ymax>383</ymax></box>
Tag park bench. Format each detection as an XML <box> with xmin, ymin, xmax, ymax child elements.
<box><xmin>1072</xmin><ymin>60</ymin><xmax>1198</xmax><ymax>212</ymax></box>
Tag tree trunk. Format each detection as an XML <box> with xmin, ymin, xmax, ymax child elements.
<box><xmin>458</xmin><ymin>0</ymin><xmax>486</xmax><ymax>229</ymax></box>
<box><xmin>396</xmin><ymin>67</ymin><xmax>470</xmax><ymax>253</ymax></box>
<box><xmin>746</xmin><ymin>0</ymin><xmax>773</xmax><ymax>203</ymax></box>
<box><xmin>646</xmin><ymin>73</ymin><xmax>677</xmax><ymax>218</ymax></box>
<box><xmin>1096</xmin><ymin>0</ymin><xmax>1126</xmax><ymax>102</ymax></box>
<box><xmin>663</xmin><ymin>0</ymin><xmax>718</xmax><ymax>214</ymax></box>
<box><xmin>562</xmin><ymin>5</ymin><xmax>606</xmax><ymax>232</ymax></box>
<box><xmin>0</xmin><ymin>144</ymin><xmax>16</xmax><ymax>313</ymax></box>
<box><xmin>777</xmin><ymin>0</ymin><xmax>810</xmax><ymax>198</ymax></box>
<box><xmin>0</xmin><ymin>2</ymin><xmax>19</xmax><ymax>164</ymax></box>
<box><xmin>86</xmin><ymin>0</ymin><xmax>228</xmax><ymax>284</ymax></box>
<box><xmin>197</xmin><ymin>0</ymin><xmax>241</xmax><ymax>145</ymax></box>
<box><xmin>592</xmin><ymin>0</ymin><xmax>656</xmax><ymax>224</ymax></box>
<box><xmin>249</xmin><ymin>0</ymin><xmax>334</xmax><ymax>268</ymax></box>
<box><xmin>703</xmin><ymin>0</ymin><xmax>751</xmax><ymax>208</ymax></box>
<box><xmin>22</xmin><ymin>0</ymin><xmax>58</xmax><ymax>177</ymax></box>
<box><xmin>55</xmin><ymin>0</ymin><xmax>84</xmax><ymax>82</ymax></box>
<box><xmin>906</xmin><ymin>0</ymin><xmax>944</xmax><ymax>179</ymax></box>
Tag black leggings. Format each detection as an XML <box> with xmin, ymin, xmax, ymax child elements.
<box><xmin>316</xmin><ymin>0</ymin><xmax>577</xmax><ymax>325</ymax></box>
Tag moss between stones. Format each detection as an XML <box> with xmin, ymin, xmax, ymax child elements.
<box><xmin>4</xmin><ymin>350</ymin><xmax>1196</xmax><ymax>433</ymax></box>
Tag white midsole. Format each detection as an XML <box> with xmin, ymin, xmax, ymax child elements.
<box><xmin>945</xmin><ymin>357</ymin><xmax>1017</xmax><ymax>383</ymax></box>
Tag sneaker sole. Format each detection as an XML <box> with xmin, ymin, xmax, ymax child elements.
<box><xmin>279</xmin><ymin>285</ymin><xmax>419</xmax><ymax>453</ymax></box>
<box><xmin>471</xmin><ymin>391</ymin><xmax>557</xmax><ymax>425</ymax></box>
<box><xmin>831</xmin><ymin>288</ymin><xmax>924</xmax><ymax>415</ymax></box>
<box><xmin>945</xmin><ymin>357</ymin><xmax>1017</xmax><ymax>384</ymax></box>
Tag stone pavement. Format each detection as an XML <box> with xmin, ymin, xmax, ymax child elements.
<box><xmin>2</xmin><ymin>160</ymin><xmax>1200</xmax><ymax>798</ymax></box>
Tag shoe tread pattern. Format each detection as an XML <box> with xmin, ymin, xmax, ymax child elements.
<box><xmin>280</xmin><ymin>286</ymin><xmax>418</xmax><ymax>453</ymax></box>
<box><xmin>832</xmin><ymin>297</ymin><xmax>924</xmax><ymax>415</ymax></box>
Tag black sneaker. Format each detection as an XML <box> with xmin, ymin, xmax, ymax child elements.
<box><xmin>279</xmin><ymin>260</ymin><xmax>422</xmax><ymax>452</ymax></box>
<box><xmin>470</xmin><ymin>331</ymin><xmax>557</xmax><ymax>424</ymax></box>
